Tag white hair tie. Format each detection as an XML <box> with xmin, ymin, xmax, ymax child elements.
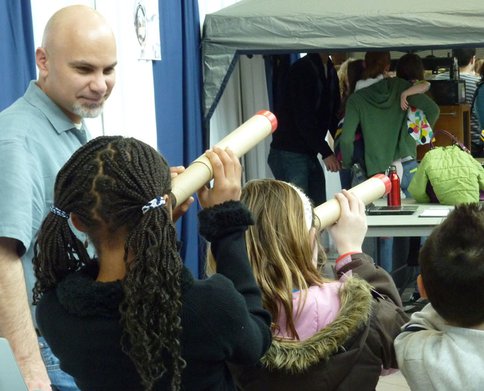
<box><xmin>141</xmin><ymin>196</ymin><xmax>166</xmax><ymax>214</ymax></box>
<box><xmin>286</xmin><ymin>183</ymin><xmax>313</xmax><ymax>231</ymax></box>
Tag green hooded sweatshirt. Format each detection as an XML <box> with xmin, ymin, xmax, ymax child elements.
<box><xmin>340</xmin><ymin>77</ymin><xmax>440</xmax><ymax>176</ymax></box>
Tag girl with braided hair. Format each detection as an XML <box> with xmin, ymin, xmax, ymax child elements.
<box><xmin>33</xmin><ymin>136</ymin><xmax>271</xmax><ymax>391</ymax></box>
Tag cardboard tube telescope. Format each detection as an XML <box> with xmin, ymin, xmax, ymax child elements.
<box><xmin>314</xmin><ymin>174</ymin><xmax>391</xmax><ymax>229</ymax></box>
<box><xmin>171</xmin><ymin>110</ymin><xmax>278</xmax><ymax>206</ymax></box>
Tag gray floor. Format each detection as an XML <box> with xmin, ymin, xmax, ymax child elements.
<box><xmin>377</xmin><ymin>371</ymin><xmax>410</xmax><ymax>390</ymax></box>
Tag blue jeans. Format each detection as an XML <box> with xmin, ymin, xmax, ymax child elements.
<box><xmin>378</xmin><ymin>159</ymin><xmax>418</xmax><ymax>273</ymax></box>
<box><xmin>401</xmin><ymin>159</ymin><xmax>418</xmax><ymax>197</ymax></box>
<box><xmin>39</xmin><ymin>337</ymin><xmax>79</xmax><ymax>391</ymax></box>
<box><xmin>268</xmin><ymin>148</ymin><xmax>326</xmax><ymax>205</ymax></box>
<box><xmin>378</xmin><ymin>237</ymin><xmax>396</xmax><ymax>273</ymax></box>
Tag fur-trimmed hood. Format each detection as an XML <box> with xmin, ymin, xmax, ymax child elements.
<box><xmin>261</xmin><ymin>276</ymin><xmax>373</xmax><ymax>373</ymax></box>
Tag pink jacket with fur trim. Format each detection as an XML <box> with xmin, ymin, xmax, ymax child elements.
<box><xmin>275</xmin><ymin>282</ymin><xmax>342</xmax><ymax>341</ymax></box>
<box><xmin>230</xmin><ymin>253</ymin><xmax>409</xmax><ymax>391</ymax></box>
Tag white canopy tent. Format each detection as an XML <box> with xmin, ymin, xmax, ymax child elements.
<box><xmin>202</xmin><ymin>0</ymin><xmax>484</xmax><ymax>121</ymax></box>
<box><xmin>201</xmin><ymin>0</ymin><xmax>484</xmax><ymax>262</ymax></box>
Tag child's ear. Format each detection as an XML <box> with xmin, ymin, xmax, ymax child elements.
<box><xmin>70</xmin><ymin>213</ymin><xmax>88</xmax><ymax>233</ymax></box>
<box><xmin>417</xmin><ymin>274</ymin><xmax>428</xmax><ymax>300</ymax></box>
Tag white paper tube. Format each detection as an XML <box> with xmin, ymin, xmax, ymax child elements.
<box><xmin>314</xmin><ymin>174</ymin><xmax>391</xmax><ymax>229</ymax></box>
<box><xmin>171</xmin><ymin>110</ymin><xmax>277</xmax><ymax>206</ymax></box>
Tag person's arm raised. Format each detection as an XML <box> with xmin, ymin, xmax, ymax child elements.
<box><xmin>328</xmin><ymin>192</ymin><xmax>404</xmax><ymax>306</ymax></box>
<box><xmin>0</xmin><ymin>237</ymin><xmax>52</xmax><ymax>391</ymax></box>
<box><xmin>327</xmin><ymin>190</ymin><xmax>367</xmax><ymax>255</ymax></box>
<box><xmin>401</xmin><ymin>80</ymin><xmax>430</xmax><ymax>110</ymax></box>
<box><xmin>197</xmin><ymin>147</ymin><xmax>271</xmax><ymax>363</ymax></box>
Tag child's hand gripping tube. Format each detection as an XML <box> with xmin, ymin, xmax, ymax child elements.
<box><xmin>170</xmin><ymin>110</ymin><xmax>278</xmax><ymax>207</ymax></box>
<box><xmin>314</xmin><ymin>174</ymin><xmax>391</xmax><ymax>229</ymax></box>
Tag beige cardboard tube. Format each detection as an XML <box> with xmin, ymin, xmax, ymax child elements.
<box><xmin>314</xmin><ymin>174</ymin><xmax>391</xmax><ymax>229</ymax></box>
<box><xmin>171</xmin><ymin>110</ymin><xmax>277</xmax><ymax>206</ymax></box>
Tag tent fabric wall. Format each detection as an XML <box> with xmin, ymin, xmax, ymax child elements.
<box><xmin>0</xmin><ymin>0</ymin><xmax>36</xmax><ymax>110</ymax></box>
<box><xmin>202</xmin><ymin>0</ymin><xmax>484</xmax><ymax>120</ymax></box>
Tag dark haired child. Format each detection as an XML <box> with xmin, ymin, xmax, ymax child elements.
<box><xmin>395</xmin><ymin>203</ymin><xmax>484</xmax><ymax>391</ymax></box>
<box><xmin>33</xmin><ymin>136</ymin><xmax>271</xmax><ymax>390</ymax></box>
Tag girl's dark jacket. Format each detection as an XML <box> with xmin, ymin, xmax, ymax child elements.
<box><xmin>36</xmin><ymin>201</ymin><xmax>272</xmax><ymax>390</ymax></box>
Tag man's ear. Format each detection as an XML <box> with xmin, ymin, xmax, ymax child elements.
<box><xmin>36</xmin><ymin>47</ymin><xmax>48</xmax><ymax>77</ymax></box>
<box><xmin>417</xmin><ymin>274</ymin><xmax>428</xmax><ymax>300</ymax></box>
<box><xmin>70</xmin><ymin>213</ymin><xmax>88</xmax><ymax>233</ymax></box>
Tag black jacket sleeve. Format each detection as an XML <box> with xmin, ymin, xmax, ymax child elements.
<box><xmin>198</xmin><ymin>201</ymin><xmax>272</xmax><ymax>364</ymax></box>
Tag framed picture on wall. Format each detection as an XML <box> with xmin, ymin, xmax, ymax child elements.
<box><xmin>134</xmin><ymin>0</ymin><xmax>161</xmax><ymax>61</ymax></box>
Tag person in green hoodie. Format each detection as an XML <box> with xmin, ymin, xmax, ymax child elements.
<box><xmin>339</xmin><ymin>58</ymin><xmax>440</xmax><ymax>177</ymax></box>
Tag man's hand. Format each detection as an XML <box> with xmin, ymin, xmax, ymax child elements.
<box><xmin>23</xmin><ymin>360</ymin><xmax>52</xmax><ymax>391</ymax></box>
<box><xmin>323</xmin><ymin>154</ymin><xmax>341</xmax><ymax>172</ymax></box>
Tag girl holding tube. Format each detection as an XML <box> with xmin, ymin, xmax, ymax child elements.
<box><xmin>33</xmin><ymin>136</ymin><xmax>271</xmax><ymax>390</ymax></box>
<box><xmin>223</xmin><ymin>180</ymin><xmax>408</xmax><ymax>390</ymax></box>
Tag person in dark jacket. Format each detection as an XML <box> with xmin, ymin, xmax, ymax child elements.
<box><xmin>268</xmin><ymin>53</ymin><xmax>341</xmax><ymax>205</ymax></box>
<box><xmin>33</xmin><ymin>136</ymin><xmax>272</xmax><ymax>390</ymax></box>
<box><xmin>227</xmin><ymin>179</ymin><xmax>409</xmax><ymax>391</ymax></box>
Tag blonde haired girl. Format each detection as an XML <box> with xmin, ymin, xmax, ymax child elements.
<box><xmin>229</xmin><ymin>179</ymin><xmax>408</xmax><ymax>390</ymax></box>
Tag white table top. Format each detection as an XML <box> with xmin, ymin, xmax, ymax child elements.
<box><xmin>365</xmin><ymin>198</ymin><xmax>454</xmax><ymax>237</ymax></box>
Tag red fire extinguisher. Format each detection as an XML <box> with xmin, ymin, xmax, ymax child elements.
<box><xmin>387</xmin><ymin>165</ymin><xmax>401</xmax><ymax>206</ymax></box>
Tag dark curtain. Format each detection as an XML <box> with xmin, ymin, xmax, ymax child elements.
<box><xmin>153</xmin><ymin>0</ymin><xmax>205</xmax><ymax>276</ymax></box>
<box><xmin>0</xmin><ymin>0</ymin><xmax>36</xmax><ymax>110</ymax></box>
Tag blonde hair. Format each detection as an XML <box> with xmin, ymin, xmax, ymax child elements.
<box><xmin>474</xmin><ymin>58</ymin><xmax>484</xmax><ymax>77</ymax></box>
<box><xmin>241</xmin><ymin>179</ymin><xmax>328</xmax><ymax>339</ymax></box>
<box><xmin>337</xmin><ymin>57</ymin><xmax>355</xmax><ymax>99</ymax></box>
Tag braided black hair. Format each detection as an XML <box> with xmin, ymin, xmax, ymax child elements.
<box><xmin>33</xmin><ymin>136</ymin><xmax>184</xmax><ymax>390</ymax></box>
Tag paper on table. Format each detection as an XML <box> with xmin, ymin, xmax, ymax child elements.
<box><xmin>419</xmin><ymin>207</ymin><xmax>452</xmax><ymax>217</ymax></box>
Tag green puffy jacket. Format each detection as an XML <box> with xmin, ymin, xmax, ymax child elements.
<box><xmin>409</xmin><ymin>145</ymin><xmax>484</xmax><ymax>205</ymax></box>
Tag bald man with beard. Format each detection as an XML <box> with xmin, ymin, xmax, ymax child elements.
<box><xmin>0</xmin><ymin>6</ymin><xmax>117</xmax><ymax>391</ymax></box>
